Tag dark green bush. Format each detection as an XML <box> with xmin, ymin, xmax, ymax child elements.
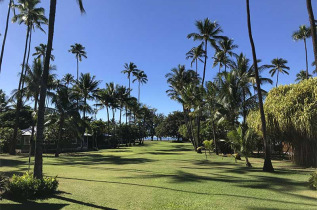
<box><xmin>309</xmin><ymin>171</ymin><xmax>317</xmax><ymax>190</ymax></box>
<box><xmin>6</xmin><ymin>173</ymin><xmax>58</xmax><ymax>199</ymax></box>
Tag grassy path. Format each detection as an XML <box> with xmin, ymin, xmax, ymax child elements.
<box><xmin>1</xmin><ymin>141</ymin><xmax>316</xmax><ymax>209</ymax></box>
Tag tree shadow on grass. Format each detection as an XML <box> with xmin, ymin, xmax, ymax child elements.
<box><xmin>52</xmin><ymin>195</ymin><xmax>117</xmax><ymax>210</ymax></box>
<box><xmin>0</xmin><ymin>202</ymin><xmax>68</xmax><ymax>210</ymax></box>
<box><xmin>0</xmin><ymin>159</ymin><xmax>26</xmax><ymax>167</ymax></box>
<box><xmin>46</xmin><ymin>154</ymin><xmax>155</xmax><ymax>166</ymax></box>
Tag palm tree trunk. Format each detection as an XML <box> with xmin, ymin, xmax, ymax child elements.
<box><xmin>138</xmin><ymin>81</ymin><xmax>140</xmax><ymax>103</ymax></box>
<box><xmin>304</xmin><ymin>38</ymin><xmax>309</xmax><ymax>79</ymax></box>
<box><xmin>195</xmin><ymin>58</ymin><xmax>198</xmax><ymax>74</ymax></box>
<box><xmin>276</xmin><ymin>71</ymin><xmax>279</xmax><ymax>87</ymax></box>
<box><xmin>202</xmin><ymin>40</ymin><xmax>208</xmax><ymax>86</ymax></box>
<box><xmin>28</xmin><ymin>93</ymin><xmax>38</xmax><ymax>172</ymax></box>
<box><xmin>0</xmin><ymin>0</ymin><xmax>12</xmax><ymax>73</ymax></box>
<box><xmin>11</xmin><ymin>24</ymin><xmax>31</xmax><ymax>155</ymax></box>
<box><xmin>246</xmin><ymin>0</ymin><xmax>274</xmax><ymax>172</ymax></box>
<box><xmin>119</xmin><ymin>107</ymin><xmax>122</xmax><ymax>124</ymax></box>
<box><xmin>106</xmin><ymin>106</ymin><xmax>110</xmax><ymax>132</ymax></box>
<box><xmin>21</xmin><ymin>27</ymin><xmax>33</xmax><ymax>92</ymax></box>
<box><xmin>55</xmin><ymin>115</ymin><xmax>64</xmax><ymax>157</ymax></box>
<box><xmin>34</xmin><ymin>0</ymin><xmax>57</xmax><ymax>179</ymax></box>
<box><xmin>307</xmin><ymin>0</ymin><xmax>317</xmax><ymax>73</ymax></box>
<box><xmin>76</xmin><ymin>57</ymin><xmax>79</xmax><ymax>82</ymax></box>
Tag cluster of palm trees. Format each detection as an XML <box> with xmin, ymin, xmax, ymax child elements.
<box><xmin>167</xmin><ymin>16</ymin><xmax>277</xmax><ymax>170</ymax></box>
<box><xmin>0</xmin><ymin>0</ymin><xmax>152</xmax><ymax>179</ymax></box>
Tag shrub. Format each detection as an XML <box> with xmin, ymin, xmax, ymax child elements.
<box><xmin>5</xmin><ymin>173</ymin><xmax>58</xmax><ymax>199</ymax></box>
<box><xmin>309</xmin><ymin>171</ymin><xmax>317</xmax><ymax>190</ymax></box>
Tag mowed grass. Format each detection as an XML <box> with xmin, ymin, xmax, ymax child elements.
<box><xmin>1</xmin><ymin>141</ymin><xmax>316</xmax><ymax>210</ymax></box>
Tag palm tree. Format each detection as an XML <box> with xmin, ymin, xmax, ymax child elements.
<box><xmin>292</xmin><ymin>25</ymin><xmax>311</xmax><ymax>78</ymax></box>
<box><xmin>95</xmin><ymin>88</ymin><xmax>113</xmax><ymax>131</ymax></box>
<box><xmin>246</xmin><ymin>0</ymin><xmax>274</xmax><ymax>172</ymax></box>
<box><xmin>132</xmin><ymin>70</ymin><xmax>148</xmax><ymax>103</ymax></box>
<box><xmin>10</xmin><ymin>0</ymin><xmax>48</xmax><ymax>155</ymax></box>
<box><xmin>215</xmin><ymin>37</ymin><xmax>238</xmax><ymax>72</ymax></box>
<box><xmin>306</xmin><ymin>0</ymin><xmax>317</xmax><ymax>73</ymax></box>
<box><xmin>33</xmin><ymin>43</ymin><xmax>55</xmax><ymax>61</ymax></box>
<box><xmin>69</xmin><ymin>43</ymin><xmax>87</xmax><ymax>82</ymax></box>
<box><xmin>296</xmin><ymin>70</ymin><xmax>312</xmax><ymax>82</ymax></box>
<box><xmin>266</xmin><ymin>58</ymin><xmax>290</xmax><ymax>87</ymax></box>
<box><xmin>187</xmin><ymin>18</ymin><xmax>224</xmax><ymax>85</ymax></box>
<box><xmin>185</xmin><ymin>43</ymin><xmax>205</xmax><ymax>74</ymax></box>
<box><xmin>122</xmin><ymin>62</ymin><xmax>139</xmax><ymax>123</ymax></box>
<box><xmin>62</xmin><ymin>73</ymin><xmax>74</xmax><ymax>88</ymax></box>
<box><xmin>34</xmin><ymin>0</ymin><xmax>85</xmax><ymax>179</ymax></box>
<box><xmin>0</xmin><ymin>0</ymin><xmax>15</xmax><ymax>73</ymax></box>
<box><xmin>116</xmin><ymin>85</ymin><xmax>129</xmax><ymax>124</ymax></box>
<box><xmin>166</xmin><ymin>65</ymin><xmax>200</xmax><ymax>150</ymax></box>
<box><xmin>22</xmin><ymin>58</ymin><xmax>56</xmax><ymax>170</ymax></box>
<box><xmin>74</xmin><ymin>73</ymin><xmax>100</xmax><ymax>121</ymax></box>
<box><xmin>51</xmin><ymin>84</ymin><xmax>80</xmax><ymax>157</ymax></box>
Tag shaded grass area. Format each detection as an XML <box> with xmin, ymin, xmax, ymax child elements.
<box><xmin>1</xmin><ymin>141</ymin><xmax>316</xmax><ymax>210</ymax></box>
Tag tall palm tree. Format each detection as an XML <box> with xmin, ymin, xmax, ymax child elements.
<box><xmin>187</xmin><ymin>18</ymin><xmax>224</xmax><ymax>85</ymax></box>
<box><xmin>185</xmin><ymin>43</ymin><xmax>205</xmax><ymax>74</ymax></box>
<box><xmin>292</xmin><ymin>25</ymin><xmax>311</xmax><ymax>78</ymax></box>
<box><xmin>132</xmin><ymin>70</ymin><xmax>148</xmax><ymax>103</ymax></box>
<box><xmin>121</xmin><ymin>62</ymin><xmax>139</xmax><ymax>123</ymax></box>
<box><xmin>0</xmin><ymin>0</ymin><xmax>15</xmax><ymax>73</ymax></box>
<box><xmin>296</xmin><ymin>70</ymin><xmax>312</xmax><ymax>82</ymax></box>
<box><xmin>215</xmin><ymin>37</ymin><xmax>238</xmax><ymax>72</ymax></box>
<box><xmin>69</xmin><ymin>43</ymin><xmax>87</xmax><ymax>82</ymax></box>
<box><xmin>306</xmin><ymin>0</ymin><xmax>317</xmax><ymax>73</ymax></box>
<box><xmin>246</xmin><ymin>0</ymin><xmax>274</xmax><ymax>172</ymax></box>
<box><xmin>34</xmin><ymin>0</ymin><xmax>85</xmax><ymax>179</ymax></box>
<box><xmin>266</xmin><ymin>58</ymin><xmax>290</xmax><ymax>87</ymax></box>
<box><xmin>10</xmin><ymin>0</ymin><xmax>48</xmax><ymax>155</ymax></box>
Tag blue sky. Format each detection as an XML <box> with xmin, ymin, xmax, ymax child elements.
<box><xmin>0</xmin><ymin>0</ymin><xmax>315</xmax><ymax>120</ymax></box>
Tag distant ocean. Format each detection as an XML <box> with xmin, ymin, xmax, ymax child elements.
<box><xmin>144</xmin><ymin>136</ymin><xmax>181</xmax><ymax>141</ymax></box>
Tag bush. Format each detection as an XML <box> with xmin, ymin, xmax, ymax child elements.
<box><xmin>5</xmin><ymin>173</ymin><xmax>58</xmax><ymax>199</ymax></box>
<box><xmin>309</xmin><ymin>171</ymin><xmax>317</xmax><ymax>190</ymax></box>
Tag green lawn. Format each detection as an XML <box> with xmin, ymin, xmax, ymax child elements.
<box><xmin>1</xmin><ymin>141</ymin><xmax>316</xmax><ymax>210</ymax></box>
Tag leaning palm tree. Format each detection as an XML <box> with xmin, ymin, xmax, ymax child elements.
<box><xmin>0</xmin><ymin>0</ymin><xmax>15</xmax><ymax>73</ymax></box>
<box><xmin>296</xmin><ymin>70</ymin><xmax>312</xmax><ymax>82</ymax></box>
<box><xmin>187</xmin><ymin>18</ymin><xmax>224</xmax><ymax>85</ymax></box>
<box><xmin>10</xmin><ymin>0</ymin><xmax>48</xmax><ymax>155</ymax></box>
<box><xmin>246</xmin><ymin>0</ymin><xmax>274</xmax><ymax>172</ymax></box>
<box><xmin>69</xmin><ymin>43</ymin><xmax>87</xmax><ymax>82</ymax></box>
<box><xmin>292</xmin><ymin>25</ymin><xmax>311</xmax><ymax>78</ymax></box>
<box><xmin>266</xmin><ymin>58</ymin><xmax>290</xmax><ymax>87</ymax></box>
<box><xmin>132</xmin><ymin>70</ymin><xmax>148</xmax><ymax>103</ymax></box>
<box><xmin>185</xmin><ymin>43</ymin><xmax>205</xmax><ymax>74</ymax></box>
<box><xmin>34</xmin><ymin>0</ymin><xmax>85</xmax><ymax>179</ymax></box>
